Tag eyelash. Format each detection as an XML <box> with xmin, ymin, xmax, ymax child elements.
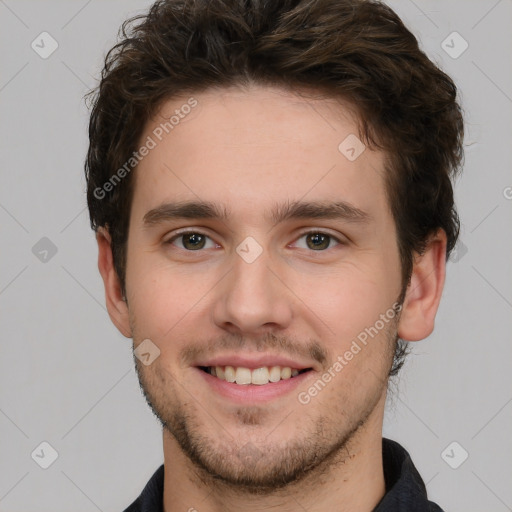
<box><xmin>165</xmin><ymin>230</ymin><xmax>344</xmax><ymax>252</ymax></box>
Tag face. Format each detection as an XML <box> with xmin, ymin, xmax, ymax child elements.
<box><xmin>121</xmin><ymin>85</ymin><xmax>405</xmax><ymax>490</ymax></box>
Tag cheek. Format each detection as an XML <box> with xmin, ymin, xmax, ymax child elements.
<box><xmin>125</xmin><ymin>251</ymin><xmax>211</xmax><ymax>341</ymax></box>
<box><xmin>290</xmin><ymin>261</ymin><xmax>399</xmax><ymax>347</ymax></box>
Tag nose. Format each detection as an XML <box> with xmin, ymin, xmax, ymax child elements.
<box><xmin>212</xmin><ymin>246</ymin><xmax>293</xmax><ymax>336</ymax></box>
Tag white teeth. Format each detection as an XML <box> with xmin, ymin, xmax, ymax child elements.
<box><xmin>209</xmin><ymin>365</ymin><xmax>305</xmax><ymax>385</ymax></box>
<box><xmin>216</xmin><ymin>366</ymin><xmax>225</xmax><ymax>379</ymax></box>
<box><xmin>269</xmin><ymin>366</ymin><xmax>281</xmax><ymax>382</ymax></box>
<box><xmin>251</xmin><ymin>367</ymin><xmax>270</xmax><ymax>385</ymax></box>
<box><xmin>224</xmin><ymin>365</ymin><xmax>236</xmax><ymax>383</ymax></box>
<box><xmin>281</xmin><ymin>367</ymin><xmax>292</xmax><ymax>380</ymax></box>
<box><xmin>235</xmin><ymin>367</ymin><xmax>252</xmax><ymax>385</ymax></box>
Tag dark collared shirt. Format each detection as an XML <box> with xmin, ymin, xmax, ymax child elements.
<box><xmin>123</xmin><ymin>438</ymin><xmax>444</xmax><ymax>511</ymax></box>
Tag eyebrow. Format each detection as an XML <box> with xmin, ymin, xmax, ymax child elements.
<box><xmin>142</xmin><ymin>199</ymin><xmax>370</xmax><ymax>227</ymax></box>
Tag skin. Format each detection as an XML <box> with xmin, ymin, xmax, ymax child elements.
<box><xmin>97</xmin><ymin>84</ymin><xmax>447</xmax><ymax>512</ymax></box>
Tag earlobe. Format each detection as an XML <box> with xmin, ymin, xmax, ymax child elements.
<box><xmin>397</xmin><ymin>230</ymin><xmax>447</xmax><ymax>342</ymax></box>
<box><xmin>96</xmin><ymin>227</ymin><xmax>132</xmax><ymax>338</ymax></box>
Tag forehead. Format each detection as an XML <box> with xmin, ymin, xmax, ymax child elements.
<box><xmin>131</xmin><ymin>84</ymin><xmax>389</xmax><ymax>224</ymax></box>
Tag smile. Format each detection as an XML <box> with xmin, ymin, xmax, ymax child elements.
<box><xmin>199</xmin><ymin>365</ymin><xmax>312</xmax><ymax>385</ymax></box>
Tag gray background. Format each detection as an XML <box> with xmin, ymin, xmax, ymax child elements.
<box><xmin>0</xmin><ymin>0</ymin><xmax>511</xmax><ymax>510</ymax></box>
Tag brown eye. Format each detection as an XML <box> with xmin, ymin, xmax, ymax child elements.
<box><xmin>305</xmin><ymin>232</ymin><xmax>331</xmax><ymax>250</ymax></box>
<box><xmin>290</xmin><ymin>230</ymin><xmax>344</xmax><ymax>252</ymax></box>
<box><xmin>181</xmin><ymin>233</ymin><xmax>206</xmax><ymax>250</ymax></box>
<box><xmin>167</xmin><ymin>231</ymin><xmax>215</xmax><ymax>251</ymax></box>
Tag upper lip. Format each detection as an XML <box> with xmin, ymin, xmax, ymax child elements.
<box><xmin>194</xmin><ymin>353</ymin><xmax>318</xmax><ymax>371</ymax></box>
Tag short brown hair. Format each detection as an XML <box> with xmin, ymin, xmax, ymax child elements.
<box><xmin>85</xmin><ymin>0</ymin><xmax>464</xmax><ymax>375</ymax></box>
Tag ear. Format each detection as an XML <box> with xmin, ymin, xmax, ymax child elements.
<box><xmin>397</xmin><ymin>229</ymin><xmax>447</xmax><ymax>341</ymax></box>
<box><xmin>96</xmin><ymin>227</ymin><xmax>132</xmax><ymax>338</ymax></box>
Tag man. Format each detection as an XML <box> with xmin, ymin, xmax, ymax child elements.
<box><xmin>85</xmin><ymin>0</ymin><xmax>464</xmax><ymax>510</ymax></box>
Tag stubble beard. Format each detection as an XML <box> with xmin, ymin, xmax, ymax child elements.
<box><xmin>132</xmin><ymin>328</ymin><xmax>397</xmax><ymax>495</ymax></box>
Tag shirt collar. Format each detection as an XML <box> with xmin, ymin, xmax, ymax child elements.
<box><xmin>124</xmin><ymin>438</ymin><xmax>443</xmax><ymax>512</ymax></box>
<box><xmin>374</xmin><ymin>438</ymin><xmax>443</xmax><ymax>511</ymax></box>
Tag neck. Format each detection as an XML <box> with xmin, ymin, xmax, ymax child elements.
<box><xmin>162</xmin><ymin>396</ymin><xmax>387</xmax><ymax>512</ymax></box>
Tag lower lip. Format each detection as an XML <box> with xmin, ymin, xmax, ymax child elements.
<box><xmin>194</xmin><ymin>367</ymin><xmax>313</xmax><ymax>404</ymax></box>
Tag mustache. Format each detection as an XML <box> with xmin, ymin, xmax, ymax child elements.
<box><xmin>179</xmin><ymin>332</ymin><xmax>328</xmax><ymax>367</ymax></box>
